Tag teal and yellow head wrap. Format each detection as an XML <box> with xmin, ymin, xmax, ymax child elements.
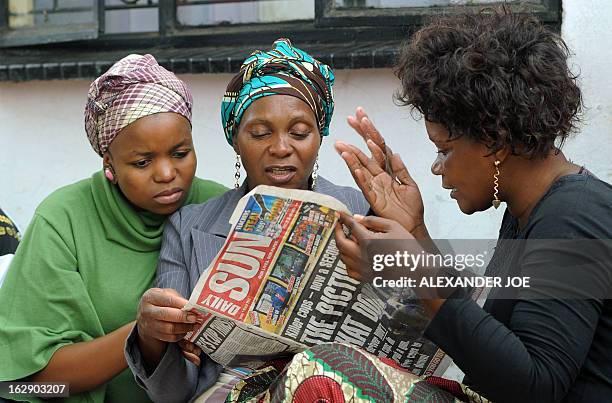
<box><xmin>221</xmin><ymin>38</ymin><xmax>335</xmax><ymax>146</ymax></box>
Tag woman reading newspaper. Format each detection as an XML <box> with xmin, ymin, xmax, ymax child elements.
<box><xmin>0</xmin><ymin>55</ymin><xmax>226</xmax><ymax>402</ymax></box>
<box><xmin>273</xmin><ymin>8</ymin><xmax>612</xmax><ymax>403</ymax></box>
<box><xmin>126</xmin><ymin>39</ymin><xmax>370</xmax><ymax>402</ymax></box>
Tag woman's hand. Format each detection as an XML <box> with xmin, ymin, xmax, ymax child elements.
<box><xmin>347</xmin><ymin>107</ymin><xmax>394</xmax><ymax>173</ymax></box>
<box><xmin>334</xmin><ymin>212</ymin><xmax>415</xmax><ymax>282</ymax></box>
<box><xmin>136</xmin><ymin>288</ymin><xmax>201</xmax><ymax>369</ymax></box>
<box><xmin>178</xmin><ymin>339</ymin><xmax>203</xmax><ymax>367</ymax></box>
<box><xmin>335</xmin><ymin>138</ymin><xmax>426</xmax><ymax>236</ymax></box>
<box><xmin>334</xmin><ymin>212</ymin><xmax>445</xmax><ymax>317</ymax></box>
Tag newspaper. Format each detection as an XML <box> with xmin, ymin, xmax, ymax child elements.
<box><xmin>184</xmin><ymin>185</ymin><xmax>448</xmax><ymax>376</ymax></box>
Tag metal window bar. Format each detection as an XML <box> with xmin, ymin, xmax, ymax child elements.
<box><xmin>0</xmin><ymin>0</ymin><xmax>8</xmax><ymax>28</ymax></box>
<box><xmin>9</xmin><ymin>7</ymin><xmax>93</xmax><ymax>18</ymax></box>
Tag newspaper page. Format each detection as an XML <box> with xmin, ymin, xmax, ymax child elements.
<box><xmin>184</xmin><ymin>186</ymin><xmax>447</xmax><ymax>376</ymax></box>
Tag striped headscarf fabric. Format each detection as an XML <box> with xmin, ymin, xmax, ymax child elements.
<box><xmin>84</xmin><ymin>54</ymin><xmax>193</xmax><ymax>157</ymax></box>
<box><xmin>221</xmin><ymin>38</ymin><xmax>335</xmax><ymax>146</ymax></box>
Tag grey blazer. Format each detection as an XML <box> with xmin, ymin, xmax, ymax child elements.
<box><xmin>125</xmin><ymin>177</ymin><xmax>369</xmax><ymax>403</ymax></box>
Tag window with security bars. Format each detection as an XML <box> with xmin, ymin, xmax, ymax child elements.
<box><xmin>0</xmin><ymin>0</ymin><xmax>560</xmax><ymax>48</ymax></box>
<box><xmin>0</xmin><ymin>0</ymin><xmax>313</xmax><ymax>47</ymax></box>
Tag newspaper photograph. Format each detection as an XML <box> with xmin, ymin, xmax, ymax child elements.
<box><xmin>184</xmin><ymin>185</ymin><xmax>447</xmax><ymax>376</ymax></box>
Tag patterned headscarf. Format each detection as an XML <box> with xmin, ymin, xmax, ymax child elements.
<box><xmin>85</xmin><ymin>54</ymin><xmax>193</xmax><ymax>157</ymax></box>
<box><xmin>221</xmin><ymin>38</ymin><xmax>335</xmax><ymax>146</ymax></box>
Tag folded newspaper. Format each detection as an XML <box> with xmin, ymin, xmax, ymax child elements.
<box><xmin>184</xmin><ymin>185</ymin><xmax>450</xmax><ymax>376</ymax></box>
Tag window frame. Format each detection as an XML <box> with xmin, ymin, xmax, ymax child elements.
<box><xmin>0</xmin><ymin>0</ymin><xmax>563</xmax><ymax>81</ymax></box>
<box><xmin>314</xmin><ymin>0</ymin><xmax>561</xmax><ymax>28</ymax></box>
<box><xmin>95</xmin><ymin>0</ymin><xmax>405</xmax><ymax>48</ymax></box>
<box><xmin>0</xmin><ymin>0</ymin><xmax>561</xmax><ymax>49</ymax></box>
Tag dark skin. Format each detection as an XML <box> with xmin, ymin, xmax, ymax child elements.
<box><xmin>233</xmin><ymin>95</ymin><xmax>321</xmax><ymax>191</ymax></box>
<box><xmin>137</xmin><ymin>288</ymin><xmax>203</xmax><ymax>370</ymax></box>
<box><xmin>104</xmin><ymin>112</ymin><xmax>197</xmax><ymax>216</ymax></box>
<box><xmin>114</xmin><ymin>113</ymin><xmax>213</xmax><ymax>369</ymax></box>
<box><xmin>31</xmin><ymin>112</ymin><xmax>201</xmax><ymax>392</ymax></box>
<box><xmin>334</xmin><ymin>108</ymin><xmax>580</xmax><ymax>317</ymax></box>
<box><xmin>334</xmin><ymin>212</ymin><xmax>447</xmax><ymax>317</ymax></box>
<box><xmin>335</xmin><ymin>108</ymin><xmax>437</xmax><ymax>253</ymax></box>
<box><xmin>136</xmin><ymin>95</ymin><xmax>322</xmax><ymax>371</ymax></box>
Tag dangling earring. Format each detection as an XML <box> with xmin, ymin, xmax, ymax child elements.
<box><xmin>234</xmin><ymin>154</ymin><xmax>241</xmax><ymax>189</ymax></box>
<box><xmin>104</xmin><ymin>165</ymin><xmax>115</xmax><ymax>183</ymax></box>
<box><xmin>492</xmin><ymin>160</ymin><xmax>501</xmax><ymax>209</ymax></box>
<box><xmin>311</xmin><ymin>157</ymin><xmax>319</xmax><ymax>191</ymax></box>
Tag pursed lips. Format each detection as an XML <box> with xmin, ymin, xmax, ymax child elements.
<box><xmin>442</xmin><ymin>184</ymin><xmax>458</xmax><ymax>198</ymax></box>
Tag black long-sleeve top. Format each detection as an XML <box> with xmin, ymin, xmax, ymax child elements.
<box><xmin>425</xmin><ymin>172</ymin><xmax>612</xmax><ymax>402</ymax></box>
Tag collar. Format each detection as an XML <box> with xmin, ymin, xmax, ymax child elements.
<box><xmin>208</xmin><ymin>181</ymin><xmax>249</xmax><ymax>238</ymax></box>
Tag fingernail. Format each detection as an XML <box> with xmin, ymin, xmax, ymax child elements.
<box><xmin>187</xmin><ymin>314</ymin><xmax>197</xmax><ymax>323</ymax></box>
<box><xmin>354</xmin><ymin>214</ymin><xmax>365</xmax><ymax>221</ymax></box>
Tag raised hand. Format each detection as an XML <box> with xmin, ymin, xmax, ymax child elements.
<box><xmin>335</xmin><ymin>139</ymin><xmax>426</xmax><ymax>236</ymax></box>
<box><xmin>347</xmin><ymin>107</ymin><xmax>394</xmax><ymax>173</ymax></box>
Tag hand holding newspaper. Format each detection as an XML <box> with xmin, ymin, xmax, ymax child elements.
<box><xmin>183</xmin><ymin>185</ymin><xmax>449</xmax><ymax>375</ymax></box>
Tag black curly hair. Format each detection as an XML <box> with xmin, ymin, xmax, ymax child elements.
<box><xmin>395</xmin><ymin>7</ymin><xmax>582</xmax><ymax>158</ymax></box>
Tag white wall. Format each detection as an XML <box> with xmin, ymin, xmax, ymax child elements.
<box><xmin>1</xmin><ymin>0</ymin><xmax>611</xmax><ymax>239</ymax></box>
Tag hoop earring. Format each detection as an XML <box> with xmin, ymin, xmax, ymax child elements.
<box><xmin>311</xmin><ymin>157</ymin><xmax>319</xmax><ymax>191</ymax></box>
<box><xmin>234</xmin><ymin>154</ymin><xmax>241</xmax><ymax>189</ymax></box>
<box><xmin>492</xmin><ymin>160</ymin><xmax>501</xmax><ymax>209</ymax></box>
